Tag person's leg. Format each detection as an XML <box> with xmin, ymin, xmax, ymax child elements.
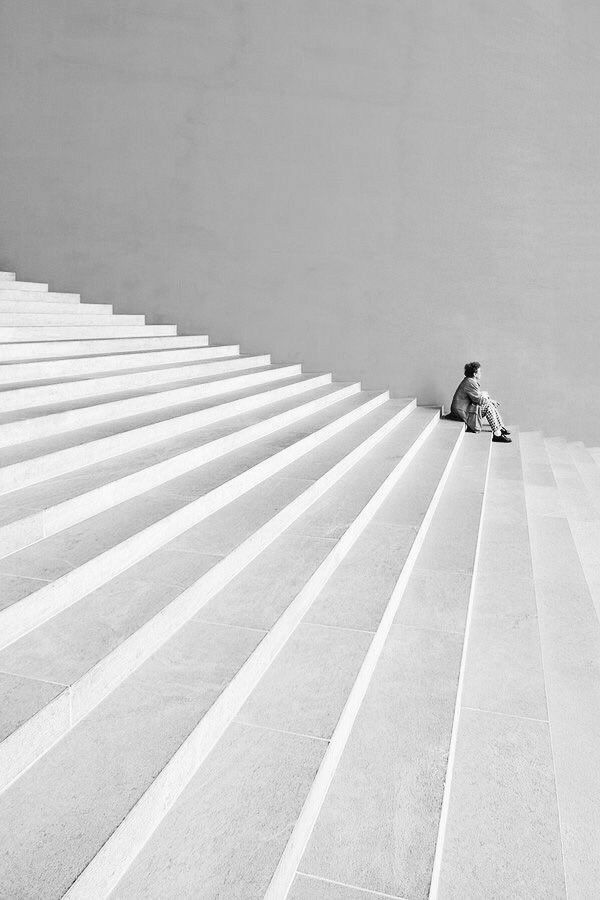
<box><xmin>490</xmin><ymin>400</ymin><xmax>507</xmax><ymax>430</ymax></box>
<box><xmin>481</xmin><ymin>399</ymin><xmax>502</xmax><ymax>436</ymax></box>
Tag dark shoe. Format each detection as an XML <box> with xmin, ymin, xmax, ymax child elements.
<box><xmin>465</xmin><ymin>427</ymin><xmax>478</xmax><ymax>433</ymax></box>
<box><xmin>492</xmin><ymin>433</ymin><xmax>512</xmax><ymax>443</ymax></box>
<box><xmin>501</xmin><ymin>427</ymin><xmax>511</xmax><ymax>435</ymax></box>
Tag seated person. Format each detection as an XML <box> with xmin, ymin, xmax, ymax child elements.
<box><xmin>451</xmin><ymin>361</ymin><xmax>512</xmax><ymax>443</ymax></box>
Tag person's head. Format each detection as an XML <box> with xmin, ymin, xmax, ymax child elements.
<box><xmin>464</xmin><ymin>361</ymin><xmax>481</xmax><ymax>379</ymax></box>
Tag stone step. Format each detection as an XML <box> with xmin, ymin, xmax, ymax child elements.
<box><xmin>284</xmin><ymin>433</ymin><xmax>489</xmax><ymax>900</ymax></box>
<box><xmin>0</xmin><ymin>343</ymin><xmax>238</xmax><ymax>385</ymax></box>
<box><xmin>0</xmin><ymin>272</ymin><xmax>16</xmax><ymax>281</ymax></box>
<box><xmin>0</xmin><ymin>381</ymin><xmax>359</xmax><ymax>556</ymax></box>
<box><xmin>0</xmin><ymin>390</ymin><xmax>399</xmax><ymax>653</ymax></box>
<box><xmin>0</xmin><ymin>300</ymin><xmax>109</xmax><ymax>315</ymax></box>
<box><xmin>521</xmin><ymin>432</ymin><xmax>600</xmax><ymax>898</ymax></box>
<box><xmin>0</xmin><ymin>290</ymin><xmax>80</xmax><ymax>303</ymax></box>
<box><xmin>0</xmin><ymin>333</ymin><xmax>208</xmax><ymax>362</ymax></box>
<box><xmin>92</xmin><ymin>416</ymin><xmax>462</xmax><ymax>900</ymax></box>
<box><xmin>0</xmin><ymin>313</ymin><xmax>145</xmax><ymax>327</ymax></box>
<box><xmin>0</xmin><ymin>324</ymin><xmax>177</xmax><ymax>343</ymax></box>
<box><xmin>0</xmin><ymin>363</ymin><xmax>302</xmax><ymax>447</ymax></box>
<box><xmin>547</xmin><ymin>439</ymin><xmax>600</xmax><ymax>627</ymax></box>
<box><xmin>0</xmin><ymin>281</ymin><xmax>49</xmax><ymax>292</ymax></box>
<box><xmin>430</xmin><ymin>432</ymin><xmax>564</xmax><ymax>899</ymax></box>
<box><xmin>0</xmin><ymin>407</ymin><xmax>442</xmax><ymax>898</ymax></box>
<box><xmin>545</xmin><ymin>437</ymin><xmax>598</xmax><ymax>521</ymax></box>
<box><xmin>0</xmin><ymin>373</ymin><xmax>331</xmax><ymax>497</ymax></box>
<box><xmin>0</xmin><ymin>397</ymin><xmax>419</xmax><ymax>797</ymax></box>
<box><xmin>0</xmin><ymin>352</ymin><xmax>269</xmax><ymax>412</ymax></box>
<box><xmin>568</xmin><ymin>440</ymin><xmax>600</xmax><ymax>517</ymax></box>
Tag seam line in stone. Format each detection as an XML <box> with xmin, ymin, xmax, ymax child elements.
<box><xmin>295</xmin><ymin>869</ymin><xmax>408</xmax><ymax>899</ymax></box>
<box><xmin>462</xmin><ymin>705</ymin><xmax>549</xmax><ymax>724</ymax></box>
<box><xmin>234</xmin><ymin>718</ymin><xmax>329</xmax><ymax>744</ymax></box>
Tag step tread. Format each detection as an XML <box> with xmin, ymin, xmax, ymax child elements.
<box><xmin>521</xmin><ymin>431</ymin><xmax>600</xmax><ymax>898</ymax></box>
<box><xmin>549</xmin><ymin>440</ymin><xmax>600</xmax><ymax>627</ymax></box>
<box><xmin>433</xmin><ymin>432</ymin><xmax>564</xmax><ymax>899</ymax></box>
<box><xmin>2</xmin><ymin>352</ymin><xmax>241</xmax><ymax>392</ymax></box>
<box><xmin>0</xmin><ymin>291</ymin><xmax>80</xmax><ymax>303</ymax></box>
<box><xmin>0</xmin><ymin>399</ymin><xmax>423</xmax><ymax>695</ymax></box>
<box><xmin>0</xmin><ymin>354</ymin><xmax>268</xmax><ymax>412</ymax></box>
<box><xmin>0</xmin><ymin>374</ymin><xmax>323</xmax><ymax>471</ymax></box>
<box><xmin>0</xmin><ymin>301</ymin><xmax>108</xmax><ymax>314</ymax></box>
<box><xmin>0</xmin><ymin>393</ymin><xmax>392</xmax><ymax>596</ymax></box>
<box><xmin>0</xmin><ymin>314</ymin><xmax>143</xmax><ymax>326</ymax></box>
<box><xmin>0</xmin><ymin>398</ymin><xmax>413</xmax><ymax>786</ymax></box>
<box><xmin>0</xmin><ymin>282</ymin><xmax>49</xmax><ymax>291</ymax></box>
<box><xmin>0</xmin><ymin>362</ymin><xmax>287</xmax><ymax>426</ymax></box>
<box><xmin>0</xmin><ymin>325</ymin><xmax>177</xmax><ymax>342</ymax></box>
<box><xmin>545</xmin><ymin>437</ymin><xmax>598</xmax><ymax>521</ymax></box>
<box><xmin>567</xmin><ymin>440</ymin><xmax>600</xmax><ymax>517</ymax></box>
<box><xmin>0</xmin><ymin>334</ymin><xmax>209</xmax><ymax>362</ymax></box>
<box><xmin>0</xmin><ymin>406</ymin><xmax>443</xmax><ymax>899</ymax></box>
<box><xmin>104</xmin><ymin>419</ymin><xmax>464</xmax><ymax>900</ymax></box>
<box><xmin>0</xmin><ymin>344</ymin><xmax>239</xmax><ymax>386</ymax></box>
<box><xmin>273</xmin><ymin>434</ymin><xmax>488</xmax><ymax>900</ymax></box>
<box><xmin>0</xmin><ymin>382</ymin><xmax>357</xmax><ymax>527</ymax></box>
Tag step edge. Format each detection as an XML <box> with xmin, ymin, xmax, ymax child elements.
<box><xmin>0</xmin><ymin>354</ymin><xmax>270</xmax><ymax>412</ymax></box>
<box><xmin>264</xmin><ymin>418</ymin><xmax>468</xmax><ymax>899</ymax></box>
<box><xmin>0</xmin><ymin>374</ymin><xmax>332</xmax><ymax>496</ymax></box>
<box><xmin>61</xmin><ymin>401</ymin><xmax>429</xmax><ymax>899</ymax></box>
<box><xmin>0</xmin><ymin>364</ymin><xmax>303</xmax><ymax>448</ymax></box>
<box><xmin>0</xmin><ymin>389</ymin><xmax>393</xmax><ymax>651</ymax></box>
<box><xmin>0</xmin><ymin>345</ymin><xmax>239</xmax><ymax>384</ymax></box>
<box><xmin>0</xmin><ymin>379</ymin><xmax>352</xmax><ymax>555</ymax></box>
<box><xmin>0</xmin><ymin>390</ymin><xmax>405</xmax><ymax>793</ymax></box>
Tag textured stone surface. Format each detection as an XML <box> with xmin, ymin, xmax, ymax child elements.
<box><xmin>0</xmin><ymin>621</ymin><xmax>263</xmax><ymax>898</ymax></box>
<box><xmin>300</xmin><ymin>624</ymin><xmax>463</xmax><ymax>900</ymax></box>
<box><xmin>437</xmin><ymin>709</ymin><xmax>565</xmax><ymax>899</ymax></box>
<box><xmin>111</xmin><ymin>723</ymin><xmax>326</xmax><ymax>900</ymax></box>
<box><xmin>289</xmin><ymin>874</ymin><xmax>397</xmax><ymax>899</ymax></box>
<box><xmin>521</xmin><ymin>432</ymin><xmax>600</xmax><ymax>898</ymax></box>
<box><xmin>238</xmin><ymin>622</ymin><xmax>372</xmax><ymax>739</ymax></box>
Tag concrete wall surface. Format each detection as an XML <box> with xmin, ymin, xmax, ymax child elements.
<box><xmin>1</xmin><ymin>1</ymin><xmax>599</xmax><ymax>441</ymax></box>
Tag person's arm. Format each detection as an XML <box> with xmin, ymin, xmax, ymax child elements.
<box><xmin>465</xmin><ymin>378</ymin><xmax>484</xmax><ymax>405</ymax></box>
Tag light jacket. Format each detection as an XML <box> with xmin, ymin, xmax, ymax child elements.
<box><xmin>450</xmin><ymin>376</ymin><xmax>484</xmax><ymax>432</ymax></box>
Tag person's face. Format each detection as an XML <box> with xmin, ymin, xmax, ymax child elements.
<box><xmin>475</xmin><ymin>367</ymin><xmax>481</xmax><ymax>380</ymax></box>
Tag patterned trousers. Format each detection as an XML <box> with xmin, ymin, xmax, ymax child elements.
<box><xmin>480</xmin><ymin>398</ymin><xmax>505</xmax><ymax>432</ymax></box>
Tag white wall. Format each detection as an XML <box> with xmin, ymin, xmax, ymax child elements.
<box><xmin>1</xmin><ymin>1</ymin><xmax>599</xmax><ymax>440</ymax></box>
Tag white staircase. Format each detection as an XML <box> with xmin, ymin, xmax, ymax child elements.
<box><xmin>0</xmin><ymin>269</ymin><xmax>598</xmax><ymax>899</ymax></box>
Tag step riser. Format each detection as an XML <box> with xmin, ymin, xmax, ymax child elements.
<box><xmin>0</xmin><ymin>301</ymin><xmax>110</xmax><ymax>315</ymax></box>
<box><xmin>0</xmin><ymin>345</ymin><xmax>239</xmax><ymax>386</ymax></box>
<box><xmin>0</xmin><ymin>334</ymin><xmax>208</xmax><ymax>362</ymax></box>
<box><xmin>0</xmin><ymin>364</ymin><xmax>301</xmax><ymax>448</ymax></box>
<box><xmin>0</xmin><ymin>354</ymin><xmax>268</xmax><ymax>412</ymax></box>
<box><xmin>0</xmin><ymin>387</ymin><xmax>381</xmax><ymax>791</ymax></box>
<box><xmin>0</xmin><ymin>325</ymin><xmax>177</xmax><ymax>343</ymax></box>
<box><xmin>0</xmin><ymin>291</ymin><xmax>80</xmax><ymax>303</ymax></box>
<box><xmin>0</xmin><ymin>391</ymin><xmax>391</xmax><ymax>652</ymax></box>
<box><xmin>0</xmin><ymin>282</ymin><xmax>48</xmax><ymax>292</ymax></box>
<box><xmin>63</xmin><ymin>402</ymin><xmax>430</xmax><ymax>899</ymax></box>
<box><xmin>0</xmin><ymin>273</ymin><xmax>16</xmax><ymax>281</ymax></box>
<box><xmin>0</xmin><ymin>380</ymin><xmax>353</xmax><ymax>556</ymax></box>
<box><xmin>0</xmin><ymin>375</ymin><xmax>330</xmax><ymax>499</ymax></box>
<box><xmin>0</xmin><ymin>314</ymin><xmax>145</xmax><ymax>326</ymax></box>
<box><xmin>265</xmin><ymin>423</ymin><xmax>469</xmax><ymax>899</ymax></box>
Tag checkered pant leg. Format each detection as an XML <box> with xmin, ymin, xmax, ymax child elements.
<box><xmin>480</xmin><ymin>398</ymin><xmax>504</xmax><ymax>432</ymax></box>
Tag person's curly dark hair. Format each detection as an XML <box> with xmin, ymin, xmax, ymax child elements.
<box><xmin>464</xmin><ymin>361</ymin><xmax>481</xmax><ymax>378</ymax></box>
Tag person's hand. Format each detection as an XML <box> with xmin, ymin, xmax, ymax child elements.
<box><xmin>481</xmin><ymin>390</ymin><xmax>489</xmax><ymax>398</ymax></box>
